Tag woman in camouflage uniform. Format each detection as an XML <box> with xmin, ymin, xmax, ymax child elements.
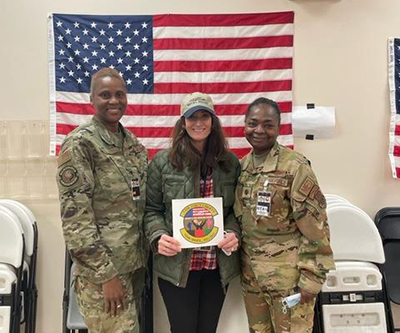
<box><xmin>56</xmin><ymin>68</ymin><xmax>148</xmax><ymax>333</ymax></box>
<box><xmin>234</xmin><ymin>98</ymin><xmax>335</xmax><ymax>333</ymax></box>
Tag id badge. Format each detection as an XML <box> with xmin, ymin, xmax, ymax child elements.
<box><xmin>256</xmin><ymin>191</ymin><xmax>271</xmax><ymax>217</ymax></box>
<box><xmin>131</xmin><ymin>178</ymin><xmax>141</xmax><ymax>200</ymax></box>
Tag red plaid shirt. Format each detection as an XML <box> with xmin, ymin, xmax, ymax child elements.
<box><xmin>189</xmin><ymin>173</ymin><xmax>218</xmax><ymax>271</ymax></box>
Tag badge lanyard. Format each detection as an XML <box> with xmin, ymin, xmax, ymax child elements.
<box><xmin>256</xmin><ymin>179</ymin><xmax>271</xmax><ymax>217</ymax></box>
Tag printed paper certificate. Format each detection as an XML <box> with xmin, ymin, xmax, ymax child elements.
<box><xmin>172</xmin><ymin>197</ymin><xmax>224</xmax><ymax>248</ymax></box>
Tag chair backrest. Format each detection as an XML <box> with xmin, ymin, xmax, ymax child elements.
<box><xmin>325</xmin><ymin>194</ymin><xmax>348</xmax><ymax>204</ymax></box>
<box><xmin>0</xmin><ymin>263</ymin><xmax>18</xmax><ymax>294</ymax></box>
<box><xmin>0</xmin><ymin>200</ymin><xmax>35</xmax><ymax>258</ymax></box>
<box><xmin>374</xmin><ymin>207</ymin><xmax>400</xmax><ymax>240</ymax></box>
<box><xmin>327</xmin><ymin>204</ymin><xmax>385</xmax><ymax>264</ymax></box>
<box><xmin>374</xmin><ymin>207</ymin><xmax>400</xmax><ymax>304</ymax></box>
<box><xmin>0</xmin><ymin>206</ymin><xmax>24</xmax><ymax>268</ymax></box>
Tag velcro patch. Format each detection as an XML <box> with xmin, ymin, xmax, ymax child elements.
<box><xmin>315</xmin><ymin>190</ymin><xmax>326</xmax><ymax>208</ymax></box>
<box><xmin>59</xmin><ymin>166</ymin><xmax>79</xmax><ymax>187</ymax></box>
<box><xmin>268</xmin><ymin>177</ymin><xmax>288</xmax><ymax>187</ymax></box>
<box><xmin>309</xmin><ymin>185</ymin><xmax>319</xmax><ymax>200</ymax></box>
<box><xmin>57</xmin><ymin>150</ymin><xmax>72</xmax><ymax>167</ymax></box>
<box><xmin>298</xmin><ymin>177</ymin><xmax>315</xmax><ymax>197</ymax></box>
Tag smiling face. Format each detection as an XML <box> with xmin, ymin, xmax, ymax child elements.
<box><xmin>184</xmin><ymin>110</ymin><xmax>212</xmax><ymax>153</ymax></box>
<box><xmin>90</xmin><ymin>75</ymin><xmax>127</xmax><ymax>132</ymax></box>
<box><xmin>245</xmin><ymin>104</ymin><xmax>280</xmax><ymax>155</ymax></box>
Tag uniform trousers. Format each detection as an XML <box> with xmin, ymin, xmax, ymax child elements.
<box><xmin>158</xmin><ymin>269</ymin><xmax>226</xmax><ymax>333</ymax></box>
<box><xmin>241</xmin><ymin>261</ymin><xmax>315</xmax><ymax>333</ymax></box>
<box><xmin>74</xmin><ymin>272</ymin><xmax>139</xmax><ymax>333</ymax></box>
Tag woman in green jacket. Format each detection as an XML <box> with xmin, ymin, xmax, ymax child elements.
<box><xmin>144</xmin><ymin>92</ymin><xmax>241</xmax><ymax>333</ymax></box>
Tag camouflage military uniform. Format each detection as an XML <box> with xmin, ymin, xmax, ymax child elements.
<box><xmin>234</xmin><ymin>142</ymin><xmax>335</xmax><ymax>333</ymax></box>
<box><xmin>56</xmin><ymin>115</ymin><xmax>148</xmax><ymax>333</ymax></box>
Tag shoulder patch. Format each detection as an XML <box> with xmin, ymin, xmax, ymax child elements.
<box><xmin>298</xmin><ymin>176</ymin><xmax>315</xmax><ymax>197</ymax></box>
<box><xmin>309</xmin><ymin>184</ymin><xmax>319</xmax><ymax>200</ymax></box>
<box><xmin>59</xmin><ymin>165</ymin><xmax>79</xmax><ymax>187</ymax></box>
<box><xmin>315</xmin><ymin>189</ymin><xmax>326</xmax><ymax>208</ymax></box>
<box><xmin>57</xmin><ymin>150</ymin><xmax>72</xmax><ymax>167</ymax></box>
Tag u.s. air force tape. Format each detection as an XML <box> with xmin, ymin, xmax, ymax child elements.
<box><xmin>59</xmin><ymin>166</ymin><xmax>79</xmax><ymax>187</ymax></box>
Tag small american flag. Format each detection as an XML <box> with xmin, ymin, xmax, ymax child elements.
<box><xmin>388</xmin><ymin>38</ymin><xmax>400</xmax><ymax>178</ymax></box>
<box><xmin>48</xmin><ymin>12</ymin><xmax>294</xmax><ymax>158</ymax></box>
<box><xmin>188</xmin><ymin>207</ymin><xmax>213</xmax><ymax>218</ymax></box>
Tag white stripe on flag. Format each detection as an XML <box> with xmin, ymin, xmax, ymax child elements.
<box><xmin>154</xmin><ymin>69</ymin><xmax>293</xmax><ymax>84</ymax></box>
<box><xmin>57</xmin><ymin>112</ymin><xmax>293</xmax><ymax>127</ymax></box>
<box><xmin>56</xmin><ymin>91</ymin><xmax>293</xmax><ymax>105</ymax></box>
<box><xmin>153</xmin><ymin>24</ymin><xmax>293</xmax><ymax>39</ymax></box>
<box><xmin>153</xmin><ymin>47</ymin><xmax>293</xmax><ymax>61</ymax></box>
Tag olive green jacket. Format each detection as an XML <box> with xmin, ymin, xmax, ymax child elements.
<box><xmin>144</xmin><ymin>149</ymin><xmax>241</xmax><ymax>288</ymax></box>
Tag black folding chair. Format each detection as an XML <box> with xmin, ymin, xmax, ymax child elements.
<box><xmin>375</xmin><ymin>207</ymin><xmax>400</xmax><ymax>333</ymax></box>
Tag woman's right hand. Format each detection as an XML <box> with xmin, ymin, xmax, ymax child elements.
<box><xmin>158</xmin><ymin>234</ymin><xmax>182</xmax><ymax>256</ymax></box>
<box><xmin>102</xmin><ymin>275</ymin><xmax>125</xmax><ymax>317</ymax></box>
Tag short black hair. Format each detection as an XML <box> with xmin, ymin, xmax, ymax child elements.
<box><xmin>90</xmin><ymin>67</ymin><xmax>126</xmax><ymax>97</ymax></box>
<box><xmin>245</xmin><ymin>97</ymin><xmax>281</xmax><ymax>124</ymax></box>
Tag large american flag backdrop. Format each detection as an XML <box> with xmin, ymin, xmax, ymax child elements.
<box><xmin>48</xmin><ymin>12</ymin><xmax>294</xmax><ymax>158</ymax></box>
<box><xmin>389</xmin><ymin>37</ymin><xmax>400</xmax><ymax>178</ymax></box>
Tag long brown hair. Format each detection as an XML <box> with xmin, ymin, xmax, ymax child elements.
<box><xmin>168</xmin><ymin>114</ymin><xmax>231</xmax><ymax>174</ymax></box>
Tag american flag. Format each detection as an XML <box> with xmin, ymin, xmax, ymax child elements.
<box><xmin>48</xmin><ymin>12</ymin><xmax>294</xmax><ymax>158</ymax></box>
<box><xmin>388</xmin><ymin>38</ymin><xmax>400</xmax><ymax>178</ymax></box>
<box><xmin>186</xmin><ymin>207</ymin><xmax>213</xmax><ymax>218</ymax></box>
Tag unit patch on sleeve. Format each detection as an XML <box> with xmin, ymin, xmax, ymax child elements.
<box><xmin>298</xmin><ymin>177</ymin><xmax>315</xmax><ymax>197</ymax></box>
<box><xmin>59</xmin><ymin>166</ymin><xmax>79</xmax><ymax>187</ymax></box>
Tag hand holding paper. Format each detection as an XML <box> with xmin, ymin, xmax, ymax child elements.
<box><xmin>158</xmin><ymin>234</ymin><xmax>181</xmax><ymax>256</ymax></box>
<box><xmin>218</xmin><ymin>232</ymin><xmax>239</xmax><ymax>256</ymax></box>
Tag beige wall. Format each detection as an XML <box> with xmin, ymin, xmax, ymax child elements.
<box><xmin>1</xmin><ymin>0</ymin><xmax>400</xmax><ymax>332</ymax></box>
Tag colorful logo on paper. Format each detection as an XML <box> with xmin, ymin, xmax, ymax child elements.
<box><xmin>179</xmin><ymin>203</ymin><xmax>219</xmax><ymax>244</ymax></box>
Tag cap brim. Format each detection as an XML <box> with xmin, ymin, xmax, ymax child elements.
<box><xmin>183</xmin><ymin>106</ymin><xmax>215</xmax><ymax>118</ymax></box>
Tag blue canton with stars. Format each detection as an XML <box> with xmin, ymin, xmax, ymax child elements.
<box><xmin>53</xmin><ymin>14</ymin><xmax>153</xmax><ymax>94</ymax></box>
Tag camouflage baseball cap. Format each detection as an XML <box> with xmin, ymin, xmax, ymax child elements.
<box><xmin>181</xmin><ymin>92</ymin><xmax>215</xmax><ymax>118</ymax></box>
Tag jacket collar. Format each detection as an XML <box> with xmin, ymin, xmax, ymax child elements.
<box><xmin>92</xmin><ymin>115</ymin><xmax>126</xmax><ymax>147</ymax></box>
<box><xmin>242</xmin><ymin>141</ymin><xmax>280</xmax><ymax>173</ymax></box>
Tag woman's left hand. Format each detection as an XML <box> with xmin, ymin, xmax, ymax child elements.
<box><xmin>299</xmin><ymin>288</ymin><xmax>316</xmax><ymax>304</ymax></box>
<box><xmin>217</xmin><ymin>232</ymin><xmax>239</xmax><ymax>253</ymax></box>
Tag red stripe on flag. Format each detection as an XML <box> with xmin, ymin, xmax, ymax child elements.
<box><xmin>126</xmin><ymin>105</ymin><xmax>181</xmax><ymax>116</ymax></box>
<box><xmin>397</xmin><ymin>167</ymin><xmax>400</xmax><ymax>178</ymax></box>
<box><xmin>129</xmin><ymin>125</ymin><xmax>292</xmax><ymax>137</ymax></box>
<box><xmin>154</xmin><ymin>80</ymin><xmax>292</xmax><ymax>94</ymax></box>
<box><xmin>154</xmin><ymin>36</ymin><xmax>293</xmax><ymax>50</ymax></box>
<box><xmin>57</xmin><ymin>102</ymin><xmax>95</xmax><ymax>115</ymax></box>
<box><xmin>393</xmin><ymin>145</ymin><xmax>400</xmax><ymax>156</ymax></box>
<box><xmin>57</xmin><ymin>101</ymin><xmax>292</xmax><ymax>116</ymax></box>
<box><xmin>395</xmin><ymin>125</ymin><xmax>400</xmax><ymax>136</ymax></box>
<box><xmin>230</xmin><ymin>148</ymin><xmax>252</xmax><ymax>159</ymax></box>
<box><xmin>154</xmin><ymin>59</ymin><xmax>292</xmax><ymax>72</ymax></box>
<box><xmin>153</xmin><ymin>12</ymin><xmax>294</xmax><ymax>27</ymax></box>
<box><xmin>57</xmin><ymin>124</ymin><xmax>78</xmax><ymax>135</ymax></box>
<box><xmin>58</xmin><ymin>124</ymin><xmax>292</xmax><ymax>139</ymax></box>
